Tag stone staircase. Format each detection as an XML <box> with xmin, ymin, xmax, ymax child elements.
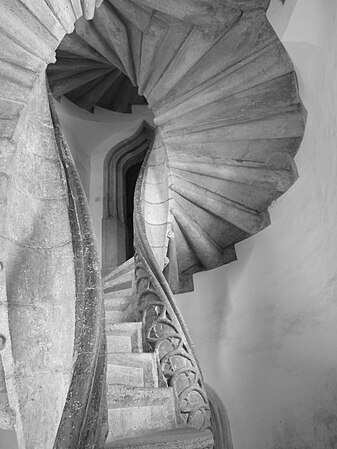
<box><xmin>47</xmin><ymin>0</ymin><xmax>305</xmax><ymax>294</ymax></box>
<box><xmin>102</xmin><ymin>259</ymin><xmax>213</xmax><ymax>448</ymax></box>
<box><xmin>0</xmin><ymin>1</ymin><xmax>306</xmax><ymax>447</ymax></box>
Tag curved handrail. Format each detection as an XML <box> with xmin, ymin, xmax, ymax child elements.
<box><xmin>49</xmin><ymin>93</ymin><xmax>108</xmax><ymax>449</ymax></box>
<box><xmin>133</xmin><ymin>139</ymin><xmax>212</xmax><ymax>431</ymax></box>
<box><xmin>206</xmin><ymin>384</ymin><xmax>234</xmax><ymax>449</ymax></box>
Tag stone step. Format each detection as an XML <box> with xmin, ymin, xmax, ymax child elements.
<box><xmin>107</xmin><ymin>353</ymin><xmax>158</xmax><ymax>388</ymax></box>
<box><xmin>105</xmin><ymin>310</ymin><xmax>127</xmax><ymax>325</ymax></box>
<box><xmin>107</xmin><ymin>385</ymin><xmax>175</xmax><ymax>408</ymax></box>
<box><xmin>105</xmin><ymin>428</ymin><xmax>214</xmax><ymax>449</ymax></box>
<box><xmin>104</xmin><ymin>294</ymin><xmax>134</xmax><ymax>311</ymax></box>
<box><xmin>104</xmin><ymin>287</ymin><xmax>134</xmax><ymax>299</ymax></box>
<box><xmin>104</xmin><ymin>271</ymin><xmax>134</xmax><ymax>293</ymax></box>
<box><xmin>107</xmin><ymin>385</ymin><xmax>176</xmax><ymax>442</ymax></box>
<box><xmin>104</xmin><ymin>275</ymin><xmax>132</xmax><ymax>292</ymax></box>
<box><xmin>103</xmin><ymin>257</ymin><xmax>135</xmax><ymax>284</ymax></box>
<box><xmin>106</xmin><ymin>322</ymin><xmax>143</xmax><ymax>354</ymax></box>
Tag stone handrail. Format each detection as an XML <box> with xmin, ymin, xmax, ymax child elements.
<box><xmin>133</xmin><ymin>146</ymin><xmax>212</xmax><ymax>432</ymax></box>
<box><xmin>49</xmin><ymin>94</ymin><xmax>107</xmax><ymax>449</ymax></box>
<box><xmin>206</xmin><ymin>384</ymin><xmax>234</xmax><ymax>449</ymax></box>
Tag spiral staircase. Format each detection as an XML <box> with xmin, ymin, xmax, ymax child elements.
<box><xmin>0</xmin><ymin>0</ymin><xmax>305</xmax><ymax>448</ymax></box>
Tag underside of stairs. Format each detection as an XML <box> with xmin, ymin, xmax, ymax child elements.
<box><xmin>102</xmin><ymin>259</ymin><xmax>214</xmax><ymax>448</ymax></box>
<box><xmin>47</xmin><ymin>0</ymin><xmax>305</xmax><ymax>296</ymax></box>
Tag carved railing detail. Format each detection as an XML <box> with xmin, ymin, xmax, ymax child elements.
<box><xmin>133</xmin><ymin>148</ymin><xmax>212</xmax><ymax>431</ymax></box>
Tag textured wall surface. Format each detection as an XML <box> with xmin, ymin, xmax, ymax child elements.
<box><xmin>0</xmin><ymin>75</ymin><xmax>76</xmax><ymax>449</ymax></box>
<box><xmin>176</xmin><ymin>1</ymin><xmax>337</xmax><ymax>448</ymax></box>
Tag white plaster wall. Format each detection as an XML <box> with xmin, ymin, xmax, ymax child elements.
<box><xmin>175</xmin><ymin>1</ymin><xmax>337</xmax><ymax>448</ymax></box>
<box><xmin>55</xmin><ymin>99</ymin><xmax>154</xmax><ymax>262</ymax></box>
<box><xmin>55</xmin><ymin>99</ymin><xmax>92</xmax><ymax>199</ymax></box>
<box><xmin>88</xmin><ymin>108</ymin><xmax>154</xmax><ymax>260</ymax></box>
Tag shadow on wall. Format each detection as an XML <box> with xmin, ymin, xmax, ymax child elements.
<box><xmin>175</xmin><ymin>237</ymin><xmax>255</xmax><ymax>393</ymax></box>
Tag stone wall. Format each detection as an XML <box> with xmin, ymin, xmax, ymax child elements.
<box><xmin>0</xmin><ymin>75</ymin><xmax>76</xmax><ymax>449</ymax></box>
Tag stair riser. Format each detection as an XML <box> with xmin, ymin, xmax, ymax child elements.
<box><xmin>104</xmin><ymin>295</ymin><xmax>133</xmax><ymax>311</ymax></box>
<box><xmin>106</xmin><ymin>323</ymin><xmax>143</xmax><ymax>353</ymax></box>
<box><xmin>107</xmin><ymin>405</ymin><xmax>176</xmax><ymax>442</ymax></box>
<box><xmin>107</xmin><ymin>365</ymin><xmax>145</xmax><ymax>387</ymax></box>
<box><xmin>105</xmin><ymin>311</ymin><xmax>126</xmax><ymax>324</ymax></box>
<box><xmin>104</xmin><ymin>288</ymin><xmax>133</xmax><ymax>298</ymax></box>
<box><xmin>107</xmin><ymin>353</ymin><xmax>158</xmax><ymax>388</ymax></box>
<box><xmin>107</xmin><ymin>335</ymin><xmax>134</xmax><ymax>353</ymax></box>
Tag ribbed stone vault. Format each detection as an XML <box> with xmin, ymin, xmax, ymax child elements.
<box><xmin>0</xmin><ymin>0</ymin><xmax>306</xmax><ymax>447</ymax></box>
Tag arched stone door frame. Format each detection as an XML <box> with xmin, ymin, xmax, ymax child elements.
<box><xmin>102</xmin><ymin>120</ymin><xmax>154</xmax><ymax>273</ymax></box>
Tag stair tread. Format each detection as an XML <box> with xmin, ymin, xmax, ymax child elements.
<box><xmin>103</xmin><ymin>258</ymin><xmax>135</xmax><ymax>283</ymax></box>
<box><xmin>104</xmin><ymin>275</ymin><xmax>133</xmax><ymax>292</ymax></box>
<box><xmin>106</xmin><ymin>322</ymin><xmax>143</xmax><ymax>353</ymax></box>
<box><xmin>104</xmin><ymin>287</ymin><xmax>134</xmax><ymax>297</ymax></box>
<box><xmin>106</xmin><ymin>428</ymin><xmax>214</xmax><ymax>448</ymax></box>
<box><xmin>107</xmin><ymin>385</ymin><xmax>174</xmax><ymax>408</ymax></box>
<box><xmin>107</xmin><ymin>352</ymin><xmax>158</xmax><ymax>388</ymax></box>
<box><xmin>105</xmin><ymin>295</ymin><xmax>135</xmax><ymax>311</ymax></box>
<box><xmin>107</xmin><ymin>352</ymin><xmax>156</xmax><ymax>365</ymax></box>
<box><xmin>106</xmin><ymin>322</ymin><xmax>142</xmax><ymax>333</ymax></box>
<box><xmin>105</xmin><ymin>310</ymin><xmax>127</xmax><ymax>325</ymax></box>
<box><xmin>107</xmin><ymin>400</ymin><xmax>177</xmax><ymax>443</ymax></box>
<box><xmin>105</xmin><ymin>302</ymin><xmax>129</xmax><ymax>312</ymax></box>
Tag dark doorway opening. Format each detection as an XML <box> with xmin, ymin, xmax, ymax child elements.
<box><xmin>125</xmin><ymin>161</ymin><xmax>143</xmax><ymax>259</ymax></box>
<box><xmin>102</xmin><ymin>121</ymin><xmax>155</xmax><ymax>273</ymax></box>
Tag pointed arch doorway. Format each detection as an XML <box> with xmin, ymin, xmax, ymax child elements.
<box><xmin>102</xmin><ymin>121</ymin><xmax>154</xmax><ymax>275</ymax></box>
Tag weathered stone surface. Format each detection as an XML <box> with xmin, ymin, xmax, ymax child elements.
<box><xmin>142</xmin><ymin>134</ymin><xmax>170</xmax><ymax>270</ymax></box>
<box><xmin>107</xmin><ymin>385</ymin><xmax>176</xmax><ymax>442</ymax></box>
<box><xmin>1</xmin><ymin>75</ymin><xmax>75</xmax><ymax>449</ymax></box>
<box><xmin>107</xmin><ymin>352</ymin><xmax>158</xmax><ymax>388</ymax></box>
<box><xmin>0</xmin><ymin>0</ymin><xmax>59</xmax><ymax>63</ymax></box>
<box><xmin>170</xmin><ymin>177</ymin><xmax>270</xmax><ymax>234</ymax></box>
<box><xmin>49</xmin><ymin>89</ymin><xmax>107</xmax><ymax>449</ymax></box>
<box><xmin>93</xmin><ymin>2</ymin><xmax>136</xmax><ymax>84</ymax></box>
<box><xmin>106</xmin><ymin>322</ymin><xmax>143</xmax><ymax>354</ymax></box>
<box><xmin>0</xmin><ymin>269</ymin><xmax>16</xmax><ymax>432</ymax></box>
<box><xmin>131</xmin><ymin>0</ymin><xmax>241</xmax><ymax>29</ymax></box>
<box><xmin>107</xmin><ymin>428</ymin><xmax>214</xmax><ymax>449</ymax></box>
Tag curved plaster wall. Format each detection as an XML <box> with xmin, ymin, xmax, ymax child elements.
<box><xmin>175</xmin><ymin>1</ymin><xmax>337</xmax><ymax>448</ymax></box>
